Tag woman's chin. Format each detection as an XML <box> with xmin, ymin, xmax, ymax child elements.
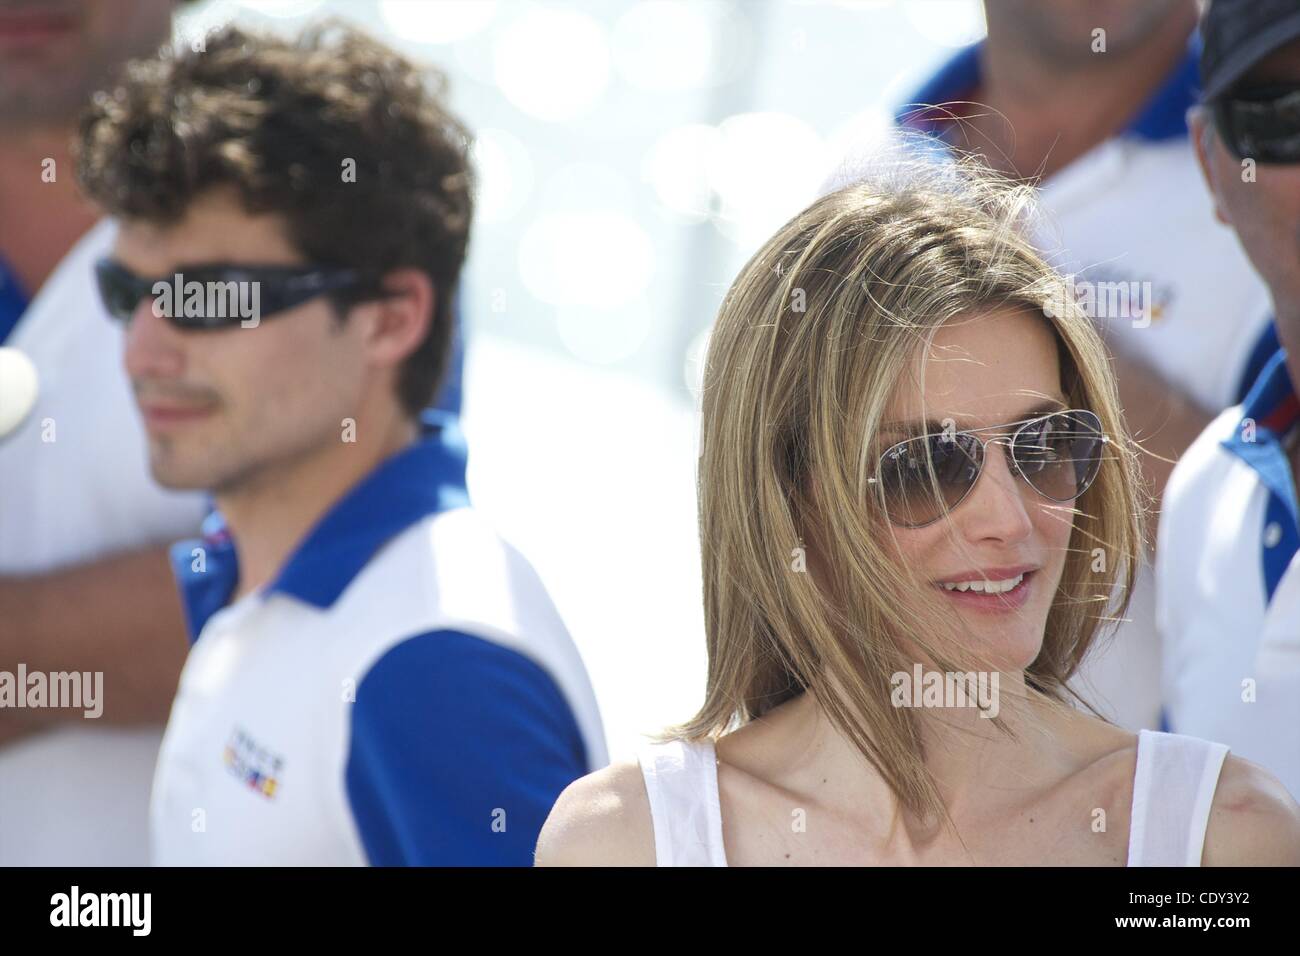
<box><xmin>924</xmin><ymin>623</ymin><xmax>1046</xmax><ymax>677</ymax></box>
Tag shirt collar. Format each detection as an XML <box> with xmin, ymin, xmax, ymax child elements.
<box><xmin>1220</xmin><ymin>349</ymin><xmax>1300</xmax><ymax>521</ymax></box>
<box><xmin>170</xmin><ymin>409</ymin><xmax>470</xmax><ymax>641</ymax></box>
<box><xmin>896</xmin><ymin>34</ymin><xmax>1201</xmax><ymax>143</ymax></box>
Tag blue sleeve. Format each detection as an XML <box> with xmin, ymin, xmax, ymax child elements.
<box><xmin>344</xmin><ymin>629</ymin><xmax>590</xmax><ymax>866</ymax></box>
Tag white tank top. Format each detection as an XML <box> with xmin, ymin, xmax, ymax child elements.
<box><xmin>637</xmin><ymin>729</ymin><xmax>1229</xmax><ymax>866</ymax></box>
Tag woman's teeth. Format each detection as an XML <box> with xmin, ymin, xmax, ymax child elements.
<box><xmin>940</xmin><ymin>573</ymin><xmax>1025</xmax><ymax>594</ymax></box>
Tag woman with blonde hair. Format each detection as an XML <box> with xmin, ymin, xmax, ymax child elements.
<box><xmin>537</xmin><ymin>155</ymin><xmax>1300</xmax><ymax>866</ymax></box>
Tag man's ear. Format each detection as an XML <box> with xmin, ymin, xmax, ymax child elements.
<box><xmin>361</xmin><ymin>267</ymin><xmax>435</xmax><ymax>370</ymax></box>
<box><xmin>1188</xmin><ymin>104</ymin><xmax>1233</xmax><ymax>227</ymax></box>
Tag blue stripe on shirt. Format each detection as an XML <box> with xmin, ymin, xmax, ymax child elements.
<box><xmin>345</xmin><ymin>629</ymin><xmax>590</xmax><ymax>866</ymax></box>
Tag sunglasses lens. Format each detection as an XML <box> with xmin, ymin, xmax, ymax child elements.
<box><xmin>876</xmin><ymin>432</ymin><xmax>983</xmax><ymax>527</ymax></box>
<box><xmin>95</xmin><ymin>261</ymin><xmax>142</xmax><ymax>323</ymax></box>
<box><xmin>1221</xmin><ymin>88</ymin><xmax>1300</xmax><ymax>163</ymax></box>
<box><xmin>1011</xmin><ymin>410</ymin><xmax>1104</xmax><ymax>501</ymax></box>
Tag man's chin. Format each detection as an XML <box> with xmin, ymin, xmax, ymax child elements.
<box><xmin>148</xmin><ymin>467</ymin><xmax>213</xmax><ymax>492</ymax></box>
<box><xmin>146</xmin><ymin>451</ymin><xmax>219</xmax><ymax>492</ymax></box>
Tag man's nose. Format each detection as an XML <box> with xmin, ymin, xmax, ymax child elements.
<box><xmin>122</xmin><ymin>295</ymin><xmax>187</xmax><ymax>381</ymax></box>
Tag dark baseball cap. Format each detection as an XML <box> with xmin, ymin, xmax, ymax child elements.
<box><xmin>1201</xmin><ymin>0</ymin><xmax>1300</xmax><ymax>101</ymax></box>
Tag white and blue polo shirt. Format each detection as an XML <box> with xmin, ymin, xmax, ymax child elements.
<box><xmin>150</xmin><ymin>412</ymin><xmax>607</xmax><ymax>865</ymax></box>
<box><xmin>1157</xmin><ymin>350</ymin><xmax>1300</xmax><ymax>800</ymax></box>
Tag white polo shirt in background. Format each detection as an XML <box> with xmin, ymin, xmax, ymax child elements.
<box><xmin>1158</xmin><ymin>350</ymin><xmax>1300</xmax><ymax>799</ymax></box>
<box><xmin>0</xmin><ymin>220</ymin><xmax>208</xmax><ymax>865</ymax></box>
<box><xmin>150</xmin><ymin>413</ymin><xmax>608</xmax><ymax>865</ymax></box>
<box><xmin>825</xmin><ymin>37</ymin><xmax>1274</xmax><ymax>732</ymax></box>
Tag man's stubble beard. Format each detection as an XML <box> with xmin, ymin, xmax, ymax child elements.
<box><xmin>149</xmin><ymin>417</ymin><xmax>341</xmax><ymax>500</ymax></box>
<box><xmin>1000</xmin><ymin>0</ymin><xmax>1186</xmax><ymax>70</ymax></box>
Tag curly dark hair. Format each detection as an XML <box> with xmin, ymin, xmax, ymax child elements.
<box><xmin>76</xmin><ymin>20</ymin><xmax>474</xmax><ymax>417</ymax></box>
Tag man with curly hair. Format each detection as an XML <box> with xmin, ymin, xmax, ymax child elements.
<box><xmin>79</xmin><ymin>22</ymin><xmax>606</xmax><ymax>865</ymax></box>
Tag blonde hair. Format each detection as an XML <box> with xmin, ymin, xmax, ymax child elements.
<box><xmin>663</xmin><ymin>153</ymin><xmax>1147</xmax><ymax>823</ymax></box>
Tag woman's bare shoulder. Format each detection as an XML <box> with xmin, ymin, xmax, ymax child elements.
<box><xmin>1054</xmin><ymin>710</ymin><xmax>1141</xmax><ymax>782</ymax></box>
<box><xmin>1203</xmin><ymin>754</ymin><xmax>1300</xmax><ymax>866</ymax></box>
<box><xmin>534</xmin><ymin>759</ymin><xmax>658</xmax><ymax>867</ymax></box>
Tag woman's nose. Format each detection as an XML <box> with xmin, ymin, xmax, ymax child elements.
<box><xmin>959</xmin><ymin>436</ymin><xmax>1034</xmax><ymax>542</ymax></box>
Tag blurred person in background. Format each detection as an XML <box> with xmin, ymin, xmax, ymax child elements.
<box><xmin>0</xmin><ymin>0</ymin><xmax>468</xmax><ymax>865</ymax></box>
<box><xmin>826</xmin><ymin>0</ymin><xmax>1274</xmax><ymax>734</ymax></box>
<box><xmin>0</xmin><ymin>0</ymin><xmax>206</xmax><ymax>868</ymax></box>
<box><xmin>538</xmin><ymin>159</ymin><xmax>1300</xmax><ymax>866</ymax></box>
<box><xmin>1163</xmin><ymin>0</ymin><xmax>1300</xmax><ymax>799</ymax></box>
<box><xmin>80</xmin><ymin>22</ymin><xmax>605</xmax><ymax>865</ymax></box>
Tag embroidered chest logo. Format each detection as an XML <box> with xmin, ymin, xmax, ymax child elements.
<box><xmin>223</xmin><ymin>726</ymin><xmax>285</xmax><ymax>799</ymax></box>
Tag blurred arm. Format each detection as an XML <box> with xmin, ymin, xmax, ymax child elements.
<box><xmin>0</xmin><ymin>544</ymin><xmax>188</xmax><ymax>732</ymax></box>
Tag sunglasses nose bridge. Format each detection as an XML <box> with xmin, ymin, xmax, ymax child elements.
<box><xmin>970</xmin><ymin>433</ymin><xmax>1030</xmax><ymax>496</ymax></box>
<box><xmin>951</xmin><ymin>434</ymin><xmax>1039</xmax><ymax>547</ymax></box>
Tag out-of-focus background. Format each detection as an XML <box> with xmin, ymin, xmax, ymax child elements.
<box><xmin>176</xmin><ymin>0</ymin><xmax>987</xmax><ymax>760</ymax></box>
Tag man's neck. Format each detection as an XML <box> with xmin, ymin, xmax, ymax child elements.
<box><xmin>0</xmin><ymin>128</ymin><xmax>100</xmax><ymax>295</ymax></box>
<box><xmin>218</xmin><ymin>412</ymin><xmax>420</xmax><ymax>604</ymax></box>
<box><xmin>968</xmin><ymin>6</ymin><xmax>1197</xmax><ymax>181</ymax></box>
<box><xmin>1265</xmin><ymin>311</ymin><xmax>1300</xmax><ymax>488</ymax></box>
<box><xmin>1282</xmin><ymin>352</ymin><xmax>1300</xmax><ymax>485</ymax></box>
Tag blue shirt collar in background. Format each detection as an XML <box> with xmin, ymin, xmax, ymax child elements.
<box><xmin>1221</xmin><ymin>348</ymin><xmax>1300</xmax><ymax>516</ymax></box>
<box><xmin>171</xmin><ymin>408</ymin><xmax>471</xmax><ymax>641</ymax></box>
<box><xmin>1220</xmin><ymin>349</ymin><xmax>1300</xmax><ymax>604</ymax></box>
<box><xmin>896</xmin><ymin>34</ymin><xmax>1202</xmax><ymax>143</ymax></box>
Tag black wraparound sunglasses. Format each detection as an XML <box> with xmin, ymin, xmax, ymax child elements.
<box><xmin>866</xmin><ymin>408</ymin><xmax>1109</xmax><ymax>528</ymax></box>
<box><xmin>94</xmin><ymin>257</ymin><xmax>391</xmax><ymax>331</ymax></box>
<box><xmin>1213</xmin><ymin>83</ymin><xmax>1300</xmax><ymax>165</ymax></box>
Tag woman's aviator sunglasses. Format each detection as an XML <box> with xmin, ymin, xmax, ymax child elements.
<box><xmin>94</xmin><ymin>257</ymin><xmax>390</xmax><ymax>331</ymax></box>
<box><xmin>867</xmin><ymin>408</ymin><xmax>1108</xmax><ymax>528</ymax></box>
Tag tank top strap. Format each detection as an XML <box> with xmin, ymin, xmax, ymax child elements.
<box><xmin>636</xmin><ymin>737</ymin><xmax>728</xmax><ymax>867</ymax></box>
<box><xmin>1127</xmin><ymin>729</ymin><xmax>1229</xmax><ymax>866</ymax></box>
